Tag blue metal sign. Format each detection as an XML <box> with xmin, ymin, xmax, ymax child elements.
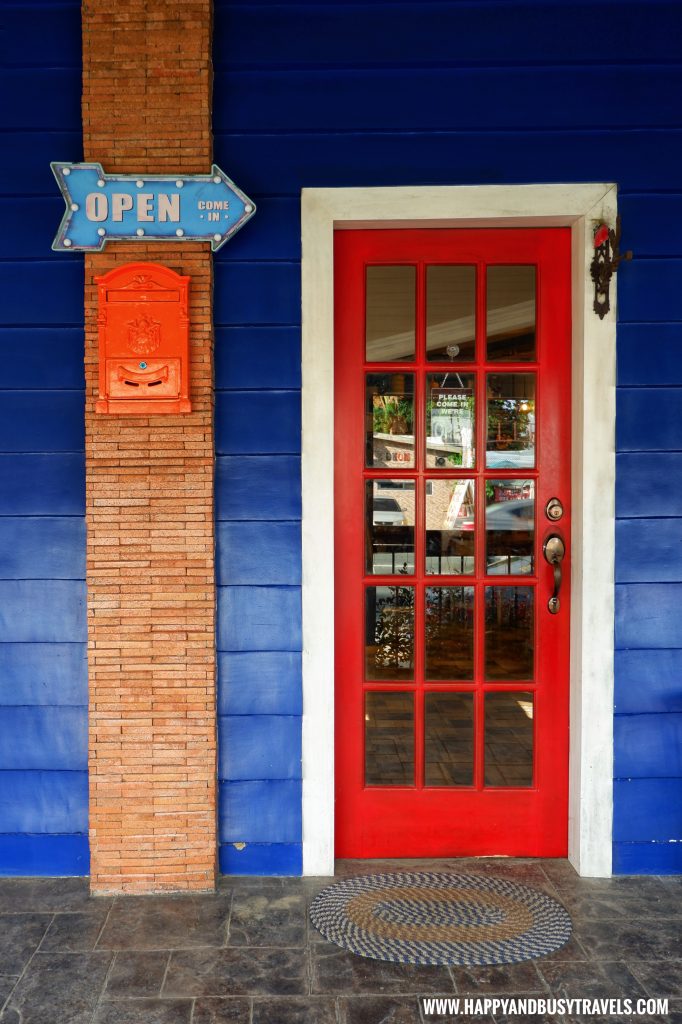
<box><xmin>51</xmin><ymin>162</ymin><xmax>256</xmax><ymax>252</ymax></box>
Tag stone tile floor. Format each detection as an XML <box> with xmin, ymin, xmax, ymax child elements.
<box><xmin>0</xmin><ymin>859</ymin><xmax>679</xmax><ymax>1024</ymax></box>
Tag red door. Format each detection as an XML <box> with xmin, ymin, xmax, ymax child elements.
<box><xmin>334</xmin><ymin>228</ymin><xmax>571</xmax><ymax>858</ymax></box>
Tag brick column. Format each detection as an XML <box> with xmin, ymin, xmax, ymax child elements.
<box><xmin>82</xmin><ymin>0</ymin><xmax>216</xmax><ymax>892</ymax></box>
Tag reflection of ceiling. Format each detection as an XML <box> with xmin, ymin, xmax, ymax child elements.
<box><xmin>367</xmin><ymin>301</ymin><xmax>535</xmax><ymax>362</ymax></box>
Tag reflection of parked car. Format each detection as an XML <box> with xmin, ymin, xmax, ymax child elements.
<box><xmin>458</xmin><ymin>499</ymin><xmax>533</xmax><ymax>533</ymax></box>
<box><xmin>373</xmin><ymin>497</ymin><xmax>406</xmax><ymax>526</ymax></box>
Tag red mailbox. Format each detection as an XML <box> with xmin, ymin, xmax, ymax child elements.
<box><xmin>95</xmin><ymin>262</ymin><xmax>191</xmax><ymax>414</ymax></box>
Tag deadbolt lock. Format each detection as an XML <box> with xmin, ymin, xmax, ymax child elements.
<box><xmin>545</xmin><ymin>497</ymin><xmax>564</xmax><ymax>522</ymax></box>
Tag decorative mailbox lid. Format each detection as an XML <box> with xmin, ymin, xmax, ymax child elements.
<box><xmin>95</xmin><ymin>262</ymin><xmax>191</xmax><ymax>415</ymax></box>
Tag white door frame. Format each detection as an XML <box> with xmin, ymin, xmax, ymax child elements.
<box><xmin>301</xmin><ymin>183</ymin><xmax>617</xmax><ymax>878</ymax></box>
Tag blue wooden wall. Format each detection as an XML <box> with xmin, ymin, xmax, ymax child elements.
<box><xmin>0</xmin><ymin>0</ymin><xmax>87</xmax><ymax>875</ymax></box>
<box><xmin>214</xmin><ymin>0</ymin><xmax>682</xmax><ymax>874</ymax></box>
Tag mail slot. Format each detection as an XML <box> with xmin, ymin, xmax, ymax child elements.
<box><xmin>95</xmin><ymin>261</ymin><xmax>191</xmax><ymax>414</ymax></box>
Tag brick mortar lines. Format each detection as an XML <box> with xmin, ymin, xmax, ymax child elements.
<box><xmin>82</xmin><ymin>0</ymin><xmax>217</xmax><ymax>894</ymax></box>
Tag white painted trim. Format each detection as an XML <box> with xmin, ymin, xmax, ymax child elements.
<box><xmin>301</xmin><ymin>183</ymin><xmax>616</xmax><ymax>877</ymax></box>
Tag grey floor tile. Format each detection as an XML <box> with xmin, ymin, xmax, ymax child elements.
<box><xmin>311</xmin><ymin>943</ymin><xmax>454</xmax><ymax>995</ymax></box>
<box><xmin>0</xmin><ymin>978</ymin><xmax>17</xmax><ymax>1009</ymax></box>
<box><xmin>537</xmin><ymin>960</ymin><xmax>648</xmax><ymax>999</ymax></box>
<box><xmin>97</xmin><ymin>893</ymin><xmax>232</xmax><ymax>950</ymax></box>
<box><xmin>228</xmin><ymin>890</ymin><xmax>307</xmax><ymax>947</ymax></box>
<box><xmin>450</xmin><ymin>961</ymin><xmax>546</xmax><ymax>995</ymax></box>
<box><xmin>93</xmin><ymin>999</ymin><xmax>193</xmax><ymax>1024</ymax></box>
<box><xmin>0</xmin><ymin>914</ymin><xmax>52</xmax><ymax>974</ymax></box>
<box><xmin>575</xmin><ymin>919</ymin><xmax>682</xmax><ymax>960</ymax></box>
<box><xmin>164</xmin><ymin>947</ymin><xmax>308</xmax><ymax>997</ymax></box>
<box><xmin>192</xmin><ymin>998</ymin><xmax>252</xmax><ymax>1023</ymax></box>
<box><xmin>0</xmin><ymin>878</ymin><xmax>109</xmax><ymax>914</ymax></box>
<box><xmin>533</xmin><ymin>936</ymin><xmax>588</xmax><ymax>963</ymax></box>
<box><xmin>2</xmin><ymin>951</ymin><xmax>113</xmax><ymax>1024</ymax></box>
<box><xmin>338</xmin><ymin>995</ymin><xmax>421</xmax><ymax>1023</ymax></box>
<box><xmin>252</xmin><ymin>996</ymin><xmax>338</xmax><ymax>1023</ymax></box>
<box><xmin>628</xmin><ymin>959</ymin><xmax>682</xmax><ymax>998</ymax></box>
<box><xmin>40</xmin><ymin>909</ymin><xmax>110</xmax><ymax>952</ymax></box>
<box><xmin>105</xmin><ymin>950</ymin><xmax>170</xmax><ymax>997</ymax></box>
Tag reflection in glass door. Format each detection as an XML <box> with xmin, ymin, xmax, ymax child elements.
<box><xmin>334</xmin><ymin>227</ymin><xmax>572</xmax><ymax>858</ymax></box>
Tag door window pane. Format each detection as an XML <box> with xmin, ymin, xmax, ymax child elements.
<box><xmin>486</xmin><ymin>480</ymin><xmax>535</xmax><ymax>575</ymax></box>
<box><xmin>365</xmin><ymin>585</ymin><xmax>414</xmax><ymax>680</ymax></box>
<box><xmin>426</xmin><ymin>265</ymin><xmax>476</xmax><ymax>362</ymax></box>
<box><xmin>366</xmin><ymin>480</ymin><xmax>415</xmax><ymax>575</ymax></box>
<box><xmin>425</xmin><ymin>586</ymin><xmax>474</xmax><ymax>680</ymax></box>
<box><xmin>426</xmin><ymin>373</ymin><xmax>475</xmax><ymax>469</ymax></box>
<box><xmin>366</xmin><ymin>374</ymin><xmax>414</xmax><ymax>468</ymax></box>
<box><xmin>365</xmin><ymin>691</ymin><xmax>414</xmax><ymax>786</ymax></box>
<box><xmin>484</xmin><ymin>691</ymin><xmax>534</xmax><ymax>787</ymax></box>
<box><xmin>487</xmin><ymin>265</ymin><xmax>536</xmax><ymax>362</ymax></box>
<box><xmin>366</xmin><ymin>266</ymin><xmax>416</xmax><ymax>362</ymax></box>
<box><xmin>426</xmin><ymin>478</ymin><xmax>475</xmax><ymax>575</ymax></box>
<box><xmin>486</xmin><ymin>373</ymin><xmax>535</xmax><ymax>469</ymax></box>
<box><xmin>485</xmin><ymin>586</ymin><xmax>534</xmax><ymax>681</ymax></box>
<box><xmin>425</xmin><ymin>692</ymin><xmax>474</xmax><ymax>786</ymax></box>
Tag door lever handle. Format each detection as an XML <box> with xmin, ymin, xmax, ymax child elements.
<box><xmin>543</xmin><ymin>534</ymin><xmax>565</xmax><ymax>614</ymax></box>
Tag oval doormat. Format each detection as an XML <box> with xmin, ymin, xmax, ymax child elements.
<box><xmin>309</xmin><ymin>872</ymin><xmax>572</xmax><ymax>966</ymax></box>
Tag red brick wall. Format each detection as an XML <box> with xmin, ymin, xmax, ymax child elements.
<box><xmin>82</xmin><ymin>0</ymin><xmax>216</xmax><ymax>893</ymax></box>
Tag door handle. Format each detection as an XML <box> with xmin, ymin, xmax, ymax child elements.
<box><xmin>543</xmin><ymin>534</ymin><xmax>565</xmax><ymax>614</ymax></box>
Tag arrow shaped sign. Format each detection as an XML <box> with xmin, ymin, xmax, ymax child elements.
<box><xmin>51</xmin><ymin>162</ymin><xmax>256</xmax><ymax>252</ymax></box>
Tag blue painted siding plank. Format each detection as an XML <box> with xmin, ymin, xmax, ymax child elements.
<box><xmin>215</xmin><ymin>327</ymin><xmax>301</xmax><ymax>390</ymax></box>
<box><xmin>214</xmin><ymin>198</ymin><xmax>300</xmax><ymax>262</ymax></box>
<box><xmin>0</xmin><ymin>6</ymin><xmax>81</xmax><ymax>68</ymax></box>
<box><xmin>613</xmin><ymin>779</ymin><xmax>682</xmax><ymax>843</ymax></box>
<box><xmin>219</xmin><ymin>780</ymin><xmax>301</xmax><ymax>843</ymax></box>
<box><xmin>616</xmin><ymin>454</ymin><xmax>682</xmax><ymax>519</ymax></box>
<box><xmin>0</xmin><ymin>770</ymin><xmax>88</xmax><ymax>834</ymax></box>
<box><xmin>0</xmin><ymin>707</ymin><xmax>87</xmax><ymax>771</ymax></box>
<box><xmin>615</xmin><ymin>650</ymin><xmax>682</xmax><ymax>714</ymax></box>
<box><xmin>214</xmin><ymin>264</ymin><xmax>301</xmax><ymax>326</ymax></box>
<box><xmin>0</xmin><ymin>518</ymin><xmax>85</xmax><ymax>580</ymax></box>
<box><xmin>217</xmin><ymin>586</ymin><xmax>302</xmax><ymax>652</ymax></box>
<box><xmin>616</xmin><ymin>584</ymin><xmax>682</xmax><ymax>650</ymax></box>
<box><xmin>0</xmin><ymin>70</ymin><xmax>81</xmax><ymax>130</ymax></box>
<box><xmin>218</xmin><ymin>715</ymin><xmax>302</xmax><ymax>781</ymax></box>
<box><xmin>0</xmin><ymin>265</ymin><xmax>84</xmax><ymax>327</ymax></box>
<box><xmin>215</xmin><ymin>456</ymin><xmax>301</xmax><ymax>521</ymax></box>
<box><xmin>619</xmin><ymin>260</ymin><xmax>682</xmax><ymax>324</ymax></box>
<box><xmin>613</xmin><ymin>842</ymin><xmax>682</xmax><ymax>875</ymax></box>
<box><xmin>0</xmin><ymin>834</ymin><xmax>89</xmax><ymax>877</ymax></box>
<box><xmin>218</xmin><ymin>652</ymin><xmax>302</xmax><ymax>716</ymax></box>
<box><xmin>219</xmin><ymin>842</ymin><xmax>301</xmax><ymax>876</ymax></box>
<box><xmin>0</xmin><ymin>455</ymin><xmax>85</xmax><ymax>516</ymax></box>
<box><xmin>215</xmin><ymin>67</ymin><xmax>682</xmax><ymax>133</ymax></box>
<box><xmin>216</xmin><ymin>522</ymin><xmax>301</xmax><ymax>586</ymax></box>
<box><xmin>0</xmin><ymin>581</ymin><xmax>87</xmax><ymax>643</ymax></box>
<box><xmin>617</xmin><ymin>325</ymin><xmax>682</xmax><ymax>387</ymax></box>
<box><xmin>0</xmin><ymin>134</ymin><xmax>83</xmax><ymax>195</ymax></box>
<box><xmin>619</xmin><ymin>196</ymin><xmax>682</xmax><ymax>259</ymax></box>
<box><xmin>0</xmin><ymin>393</ymin><xmax>84</xmax><ymax>453</ymax></box>
<box><xmin>215</xmin><ymin>392</ymin><xmax>300</xmax><ymax>455</ymax></box>
<box><xmin>214</xmin><ymin>131</ymin><xmax>682</xmax><ymax>195</ymax></box>
<box><xmin>214</xmin><ymin>2</ymin><xmax>682</xmax><ymax>67</ymax></box>
<box><xmin>617</xmin><ymin>389</ymin><xmax>682</xmax><ymax>452</ymax></box>
<box><xmin>0</xmin><ymin>643</ymin><xmax>87</xmax><ymax>707</ymax></box>
<box><xmin>616</xmin><ymin>520</ymin><xmax>682</xmax><ymax>583</ymax></box>
<box><xmin>0</xmin><ymin>200</ymin><xmax>77</xmax><ymax>261</ymax></box>
<box><xmin>614</xmin><ymin>713</ymin><xmax>682</xmax><ymax>778</ymax></box>
<box><xmin>0</xmin><ymin>329</ymin><xmax>85</xmax><ymax>390</ymax></box>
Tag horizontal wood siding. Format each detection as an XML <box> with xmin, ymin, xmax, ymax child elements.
<box><xmin>0</xmin><ymin>0</ymin><xmax>87</xmax><ymax>875</ymax></box>
<box><xmin>213</xmin><ymin>0</ymin><xmax>682</xmax><ymax>874</ymax></box>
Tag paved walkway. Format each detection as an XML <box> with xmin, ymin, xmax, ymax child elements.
<box><xmin>0</xmin><ymin>859</ymin><xmax>679</xmax><ymax>1023</ymax></box>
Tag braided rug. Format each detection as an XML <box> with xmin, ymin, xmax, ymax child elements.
<box><xmin>309</xmin><ymin>872</ymin><xmax>572</xmax><ymax>966</ymax></box>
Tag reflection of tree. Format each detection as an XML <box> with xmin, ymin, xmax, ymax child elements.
<box><xmin>487</xmin><ymin>399</ymin><xmax>530</xmax><ymax>451</ymax></box>
<box><xmin>373</xmin><ymin>396</ymin><xmax>413</xmax><ymax>435</ymax></box>
<box><xmin>374</xmin><ymin>587</ymin><xmax>413</xmax><ymax>670</ymax></box>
